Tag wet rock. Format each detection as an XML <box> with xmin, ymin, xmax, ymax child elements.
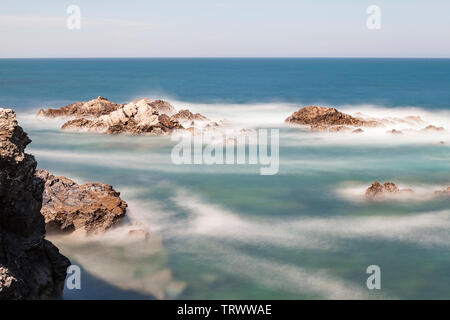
<box><xmin>0</xmin><ymin>108</ymin><xmax>70</xmax><ymax>300</ymax></box>
<box><xmin>36</xmin><ymin>169</ymin><xmax>127</xmax><ymax>234</ymax></box>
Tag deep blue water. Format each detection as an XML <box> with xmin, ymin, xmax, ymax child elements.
<box><xmin>1</xmin><ymin>58</ymin><xmax>450</xmax><ymax>110</ymax></box>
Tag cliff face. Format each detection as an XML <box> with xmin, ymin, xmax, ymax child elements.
<box><xmin>0</xmin><ymin>108</ymin><xmax>70</xmax><ymax>300</ymax></box>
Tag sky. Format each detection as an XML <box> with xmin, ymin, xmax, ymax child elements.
<box><xmin>0</xmin><ymin>0</ymin><xmax>449</xmax><ymax>58</ymax></box>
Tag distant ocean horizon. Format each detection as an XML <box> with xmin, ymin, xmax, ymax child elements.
<box><xmin>2</xmin><ymin>58</ymin><xmax>450</xmax><ymax>111</ymax></box>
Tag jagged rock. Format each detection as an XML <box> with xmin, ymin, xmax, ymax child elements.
<box><xmin>365</xmin><ymin>181</ymin><xmax>397</xmax><ymax>198</ymax></box>
<box><xmin>61</xmin><ymin>101</ymin><xmax>184</xmax><ymax>135</ymax></box>
<box><xmin>37</xmin><ymin>96</ymin><xmax>122</xmax><ymax>118</ymax></box>
<box><xmin>434</xmin><ymin>187</ymin><xmax>450</xmax><ymax>197</ymax></box>
<box><xmin>146</xmin><ymin>99</ymin><xmax>177</xmax><ymax>116</ymax></box>
<box><xmin>36</xmin><ymin>169</ymin><xmax>127</xmax><ymax>234</ymax></box>
<box><xmin>172</xmin><ymin>109</ymin><xmax>209</xmax><ymax>122</ymax></box>
<box><xmin>365</xmin><ymin>181</ymin><xmax>413</xmax><ymax>199</ymax></box>
<box><xmin>285</xmin><ymin>106</ymin><xmax>380</xmax><ymax>130</ymax></box>
<box><xmin>0</xmin><ymin>108</ymin><xmax>70</xmax><ymax>300</ymax></box>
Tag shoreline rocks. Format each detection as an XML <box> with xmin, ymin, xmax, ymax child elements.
<box><xmin>36</xmin><ymin>170</ymin><xmax>127</xmax><ymax>235</ymax></box>
<box><xmin>0</xmin><ymin>108</ymin><xmax>70</xmax><ymax>299</ymax></box>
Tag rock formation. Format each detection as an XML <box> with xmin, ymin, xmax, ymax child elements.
<box><xmin>37</xmin><ymin>96</ymin><xmax>122</xmax><ymax>118</ymax></box>
<box><xmin>36</xmin><ymin>169</ymin><xmax>127</xmax><ymax>235</ymax></box>
<box><xmin>0</xmin><ymin>108</ymin><xmax>70</xmax><ymax>299</ymax></box>
<box><xmin>365</xmin><ymin>181</ymin><xmax>413</xmax><ymax>199</ymax></box>
<box><xmin>285</xmin><ymin>106</ymin><xmax>380</xmax><ymax>131</ymax></box>
<box><xmin>61</xmin><ymin>99</ymin><xmax>184</xmax><ymax>135</ymax></box>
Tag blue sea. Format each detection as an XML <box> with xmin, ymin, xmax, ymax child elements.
<box><xmin>1</xmin><ymin>58</ymin><xmax>450</xmax><ymax>299</ymax></box>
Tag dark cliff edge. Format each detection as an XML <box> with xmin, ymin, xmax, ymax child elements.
<box><xmin>0</xmin><ymin>108</ymin><xmax>70</xmax><ymax>300</ymax></box>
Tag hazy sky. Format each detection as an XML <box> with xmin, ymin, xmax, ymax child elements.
<box><xmin>1</xmin><ymin>0</ymin><xmax>449</xmax><ymax>58</ymax></box>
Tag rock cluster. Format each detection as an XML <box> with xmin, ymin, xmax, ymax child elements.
<box><xmin>38</xmin><ymin>97</ymin><xmax>224</xmax><ymax>136</ymax></box>
<box><xmin>61</xmin><ymin>99</ymin><xmax>184</xmax><ymax>135</ymax></box>
<box><xmin>365</xmin><ymin>181</ymin><xmax>413</xmax><ymax>199</ymax></box>
<box><xmin>36</xmin><ymin>170</ymin><xmax>127</xmax><ymax>235</ymax></box>
<box><xmin>285</xmin><ymin>106</ymin><xmax>379</xmax><ymax>131</ymax></box>
<box><xmin>0</xmin><ymin>108</ymin><xmax>70</xmax><ymax>299</ymax></box>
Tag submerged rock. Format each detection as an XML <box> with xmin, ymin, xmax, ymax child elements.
<box><xmin>0</xmin><ymin>108</ymin><xmax>70</xmax><ymax>300</ymax></box>
<box><xmin>285</xmin><ymin>106</ymin><xmax>379</xmax><ymax>130</ymax></box>
<box><xmin>38</xmin><ymin>96</ymin><xmax>122</xmax><ymax>118</ymax></box>
<box><xmin>36</xmin><ymin>169</ymin><xmax>127</xmax><ymax>234</ymax></box>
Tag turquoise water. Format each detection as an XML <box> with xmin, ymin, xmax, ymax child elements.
<box><xmin>1</xmin><ymin>58</ymin><xmax>450</xmax><ymax>299</ymax></box>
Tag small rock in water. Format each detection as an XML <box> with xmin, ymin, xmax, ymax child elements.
<box><xmin>434</xmin><ymin>187</ymin><xmax>450</xmax><ymax>197</ymax></box>
<box><xmin>365</xmin><ymin>181</ymin><xmax>413</xmax><ymax>200</ymax></box>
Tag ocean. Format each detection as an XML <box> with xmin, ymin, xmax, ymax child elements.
<box><xmin>1</xmin><ymin>58</ymin><xmax>449</xmax><ymax>299</ymax></box>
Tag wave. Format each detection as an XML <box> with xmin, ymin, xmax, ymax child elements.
<box><xmin>171</xmin><ymin>190</ymin><xmax>450</xmax><ymax>249</ymax></box>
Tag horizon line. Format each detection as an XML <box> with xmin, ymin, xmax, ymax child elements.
<box><xmin>1</xmin><ymin>56</ymin><xmax>450</xmax><ymax>60</ymax></box>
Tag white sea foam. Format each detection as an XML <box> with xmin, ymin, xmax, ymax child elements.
<box><xmin>171</xmin><ymin>190</ymin><xmax>450</xmax><ymax>249</ymax></box>
<box><xmin>198</xmin><ymin>244</ymin><xmax>385</xmax><ymax>299</ymax></box>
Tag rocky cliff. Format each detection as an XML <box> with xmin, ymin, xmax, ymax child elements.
<box><xmin>0</xmin><ymin>108</ymin><xmax>70</xmax><ymax>299</ymax></box>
